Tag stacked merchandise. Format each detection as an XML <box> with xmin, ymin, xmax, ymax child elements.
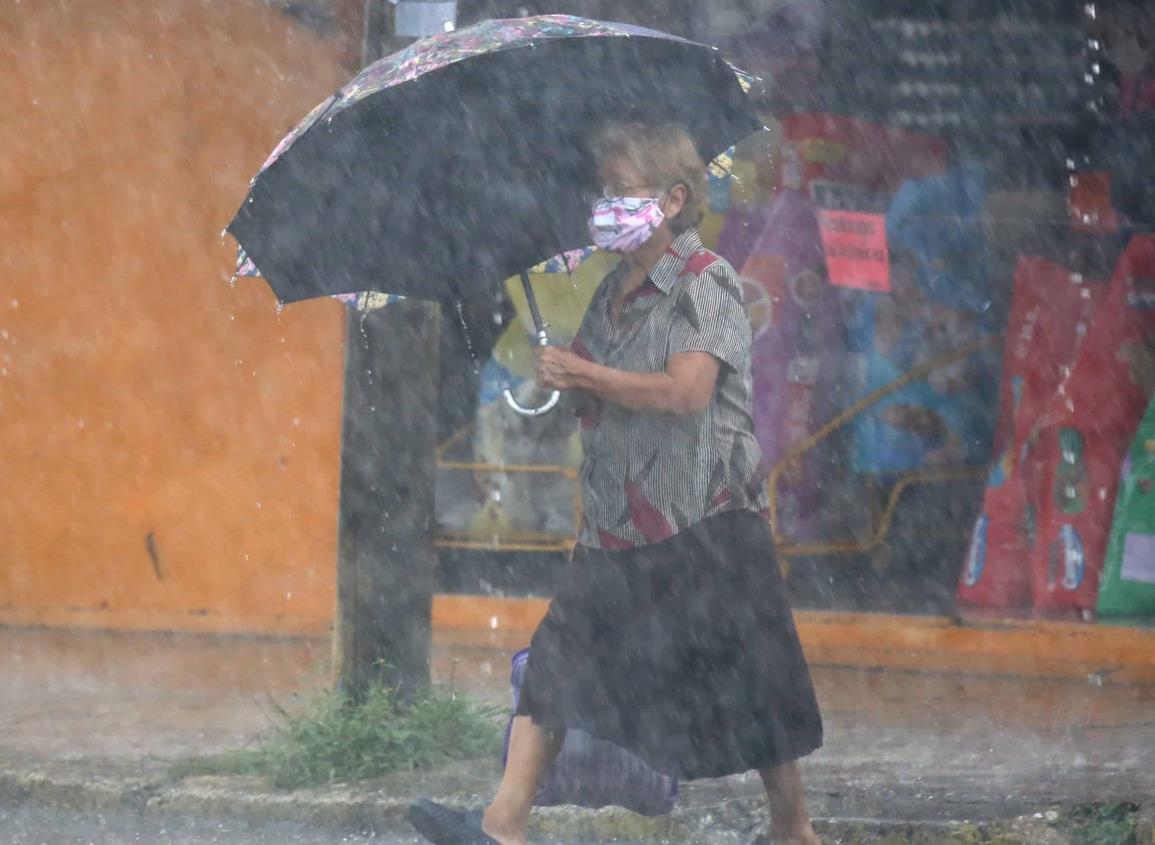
<box><xmin>770</xmin><ymin>113</ymin><xmax>947</xmax><ymax>199</ymax></box>
<box><xmin>1027</xmin><ymin>235</ymin><xmax>1155</xmax><ymax>618</ymax></box>
<box><xmin>958</xmin><ymin>235</ymin><xmax>1155</xmax><ymax>618</ymax></box>
<box><xmin>731</xmin><ymin>114</ymin><xmax>948</xmax><ymax>541</ymax></box>
<box><xmin>706</xmin><ymin>130</ymin><xmax>833</xmax><ymax>541</ymax></box>
<box><xmin>957</xmin><ymin>255</ymin><xmax>1103</xmax><ymax>614</ymax></box>
<box><xmin>848</xmin><ymin>163</ymin><xmax>999</xmax><ymax>480</ymax></box>
<box><xmin>738</xmin><ymin>189</ymin><xmax>831</xmax><ymax>540</ymax></box>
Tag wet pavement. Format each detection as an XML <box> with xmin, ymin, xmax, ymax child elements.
<box><xmin>1</xmin><ymin>624</ymin><xmax>1153</xmax><ymax>819</ymax></box>
<box><xmin>0</xmin><ymin>804</ymin><xmax>417</xmax><ymax>845</ymax></box>
<box><xmin>0</xmin><ymin>627</ymin><xmax>331</xmax><ymax>766</ymax></box>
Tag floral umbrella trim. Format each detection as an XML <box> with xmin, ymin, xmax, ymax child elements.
<box><xmin>233</xmin><ymin>247</ymin><xmax>598</xmax><ymax>313</ymax></box>
<box><xmin>336</xmin><ymin>16</ymin><xmax>680</xmax><ymax>110</ymax></box>
<box><xmin>259</xmin><ymin>95</ymin><xmax>337</xmax><ymax>172</ymax></box>
<box><xmin>532</xmin><ymin>246</ymin><xmax>597</xmax><ymax>274</ymax></box>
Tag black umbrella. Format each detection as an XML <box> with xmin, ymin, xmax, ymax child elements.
<box><xmin>227</xmin><ymin>15</ymin><xmax>761</xmax><ymax>413</ymax></box>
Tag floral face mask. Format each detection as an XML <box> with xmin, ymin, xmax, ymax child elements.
<box><xmin>588</xmin><ymin>195</ymin><xmax>665</xmax><ymax>253</ymax></box>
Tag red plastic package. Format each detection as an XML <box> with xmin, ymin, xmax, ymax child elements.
<box><xmin>957</xmin><ymin>453</ymin><xmax>1033</xmax><ymax>614</ymax></box>
<box><xmin>1008</xmin><ymin>261</ymin><xmax>1104</xmax><ymax>451</ymax></box>
<box><xmin>957</xmin><ymin>257</ymin><xmax>1095</xmax><ymax>613</ymax></box>
<box><xmin>1025</xmin><ymin>428</ymin><xmax>1122</xmax><ymax>619</ymax></box>
<box><xmin>1025</xmin><ymin>235</ymin><xmax>1155</xmax><ymax>617</ymax></box>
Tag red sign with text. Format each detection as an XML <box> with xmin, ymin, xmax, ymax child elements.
<box><xmin>817</xmin><ymin>210</ymin><xmax>890</xmax><ymax>292</ymax></box>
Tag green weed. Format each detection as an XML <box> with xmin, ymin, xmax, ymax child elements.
<box><xmin>1059</xmin><ymin>803</ymin><xmax>1140</xmax><ymax>845</ymax></box>
<box><xmin>172</xmin><ymin>683</ymin><xmax>504</xmax><ymax>789</ymax></box>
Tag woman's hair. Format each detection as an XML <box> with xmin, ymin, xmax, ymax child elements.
<box><xmin>589</xmin><ymin>122</ymin><xmax>708</xmax><ymax>236</ymax></box>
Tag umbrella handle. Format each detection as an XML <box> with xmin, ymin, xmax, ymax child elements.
<box><xmin>502</xmin><ymin>269</ymin><xmax>560</xmax><ymax>417</ymax></box>
<box><xmin>503</xmin><ymin>327</ymin><xmax>561</xmax><ymax>417</ymax></box>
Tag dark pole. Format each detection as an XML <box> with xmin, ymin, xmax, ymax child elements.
<box><xmin>333</xmin><ymin>0</ymin><xmax>440</xmax><ymax>700</ymax></box>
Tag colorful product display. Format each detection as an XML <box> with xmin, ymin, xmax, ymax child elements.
<box><xmin>1025</xmin><ymin>235</ymin><xmax>1155</xmax><ymax>617</ymax></box>
<box><xmin>762</xmin><ymin>117</ymin><xmax>957</xmax><ymax>541</ymax></box>
<box><xmin>848</xmin><ymin>164</ymin><xmax>998</xmax><ymax>478</ymax></box>
<box><xmin>772</xmin><ymin>113</ymin><xmax>948</xmax><ymax>197</ymax></box>
<box><xmin>735</xmin><ymin>190</ymin><xmax>835</xmax><ymax>541</ymax></box>
<box><xmin>959</xmin><ymin>235</ymin><xmax>1155</xmax><ymax>619</ymax></box>
<box><xmin>958</xmin><ymin>256</ymin><xmax>1103</xmax><ymax>613</ymax></box>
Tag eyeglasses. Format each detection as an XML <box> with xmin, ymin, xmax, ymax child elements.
<box><xmin>600</xmin><ymin>184</ymin><xmax>661</xmax><ymax>200</ymax></box>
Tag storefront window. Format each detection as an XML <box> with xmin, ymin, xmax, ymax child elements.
<box><xmin>433</xmin><ymin>0</ymin><xmax>1155</xmax><ymax>627</ymax></box>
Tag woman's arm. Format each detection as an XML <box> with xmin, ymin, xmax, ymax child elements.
<box><xmin>535</xmin><ymin>346</ymin><xmax>720</xmax><ymax>415</ymax></box>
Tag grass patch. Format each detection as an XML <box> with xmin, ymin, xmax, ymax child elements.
<box><xmin>172</xmin><ymin>684</ymin><xmax>505</xmax><ymax>789</ymax></box>
<box><xmin>1055</xmin><ymin>803</ymin><xmax>1140</xmax><ymax>845</ymax></box>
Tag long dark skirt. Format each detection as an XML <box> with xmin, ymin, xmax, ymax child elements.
<box><xmin>515</xmin><ymin>509</ymin><xmax>823</xmax><ymax>780</ymax></box>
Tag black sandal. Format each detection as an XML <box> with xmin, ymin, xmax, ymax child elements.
<box><xmin>408</xmin><ymin>799</ymin><xmax>500</xmax><ymax>845</ymax></box>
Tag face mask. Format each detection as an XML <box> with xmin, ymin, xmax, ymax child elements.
<box><xmin>588</xmin><ymin>196</ymin><xmax>665</xmax><ymax>253</ymax></box>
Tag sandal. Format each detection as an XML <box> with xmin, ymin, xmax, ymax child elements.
<box><xmin>408</xmin><ymin>799</ymin><xmax>500</xmax><ymax>845</ymax></box>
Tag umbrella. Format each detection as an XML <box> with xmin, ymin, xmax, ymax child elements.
<box><xmin>227</xmin><ymin>14</ymin><xmax>761</xmax><ymax>413</ymax></box>
<box><xmin>227</xmin><ymin>14</ymin><xmax>758</xmax><ymax>301</ymax></box>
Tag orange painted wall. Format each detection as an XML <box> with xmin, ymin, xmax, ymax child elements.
<box><xmin>0</xmin><ymin>1</ymin><xmax>353</xmax><ymax>635</ymax></box>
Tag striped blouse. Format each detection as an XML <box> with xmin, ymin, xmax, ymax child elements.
<box><xmin>572</xmin><ymin>228</ymin><xmax>768</xmax><ymax>550</ymax></box>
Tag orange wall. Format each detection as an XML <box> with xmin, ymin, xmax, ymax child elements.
<box><xmin>0</xmin><ymin>1</ymin><xmax>352</xmax><ymax>635</ymax></box>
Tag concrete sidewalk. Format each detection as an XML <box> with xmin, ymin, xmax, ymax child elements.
<box><xmin>1</xmin><ymin>625</ymin><xmax>1153</xmax><ymax>842</ymax></box>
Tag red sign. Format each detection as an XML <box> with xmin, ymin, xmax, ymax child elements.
<box><xmin>817</xmin><ymin>210</ymin><xmax>890</xmax><ymax>292</ymax></box>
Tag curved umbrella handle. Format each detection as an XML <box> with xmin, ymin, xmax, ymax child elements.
<box><xmin>503</xmin><ymin>387</ymin><xmax>561</xmax><ymax>417</ymax></box>
<box><xmin>503</xmin><ymin>327</ymin><xmax>561</xmax><ymax>417</ymax></box>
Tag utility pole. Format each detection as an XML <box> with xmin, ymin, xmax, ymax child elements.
<box><xmin>333</xmin><ymin>0</ymin><xmax>447</xmax><ymax>700</ymax></box>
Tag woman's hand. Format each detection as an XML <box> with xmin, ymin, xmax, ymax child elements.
<box><xmin>549</xmin><ymin>350</ymin><xmax>719</xmax><ymax>415</ymax></box>
<box><xmin>535</xmin><ymin>345</ymin><xmax>587</xmax><ymax>391</ymax></box>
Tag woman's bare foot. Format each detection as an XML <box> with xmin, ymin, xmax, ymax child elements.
<box><xmin>753</xmin><ymin>826</ymin><xmax>822</xmax><ymax>845</ymax></box>
<box><xmin>774</xmin><ymin>825</ymin><xmax>822</xmax><ymax>845</ymax></box>
<box><xmin>481</xmin><ymin>805</ymin><xmax>527</xmax><ymax>845</ymax></box>
<box><xmin>757</xmin><ymin>762</ymin><xmax>820</xmax><ymax>845</ymax></box>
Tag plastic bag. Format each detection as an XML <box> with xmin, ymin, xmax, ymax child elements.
<box><xmin>957</xmin><ymin>450</ymin><xmax>1032</xmax><ymax>614</ymax></box>
<box><xmin>1024</xmin><ymin>427</ymin><xmax>1122</xmax><ymax>618</ymax></box>
<box><xmin>1019</xmin><ymin>236</ymin><xmax>1155</xmax><ymax>617</ymax></box>
<box><xmin>1097</xmin><ymin>395</ymin><xmax>1155</xmax><ymax>620</ymax></box>
<box><xmin>955</xmin><ymin>256</ymin><xmax>1072</xmax><ymax>614</ymax></box>
<box><xmin>502</xmin><ymin>648</ymin><xmax>678</xmax><ymax>816</ymax></box>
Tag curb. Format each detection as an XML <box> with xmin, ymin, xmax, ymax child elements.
<box><xmin>0</xmin><ymin>767</ymin><xmax>416</xmax><ymax>834</ymax></box>
<box><xmin>0</xmin><ymin>765</ymin><xmax>1143</xmax><ymax>845</ymax></box>
<box><xmin>1137</xmin><ymin>804</ymin><xmax>1155</xmax><ymax>845</ymax></box>
<box><xmin>0</xmin><ymin>768</ymin><xmax>160</xmax><ymax>815</ymax></box>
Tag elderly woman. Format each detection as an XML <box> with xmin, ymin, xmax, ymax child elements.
<box><xmin>413</xmin><ymin>123</ymin><xmax>823</xmax><ymax>845</ymax></box>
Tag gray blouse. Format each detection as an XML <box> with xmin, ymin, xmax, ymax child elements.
<box><xmin>571</xmin><ymin>228</ymin><xmax>769</xmax><ymax>550</ymax></box>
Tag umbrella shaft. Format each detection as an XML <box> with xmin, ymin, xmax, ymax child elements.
<box><xmin>519</xmin><ymin>270</ymin><xmax>546</xmax><ymax>336</ymax></box>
